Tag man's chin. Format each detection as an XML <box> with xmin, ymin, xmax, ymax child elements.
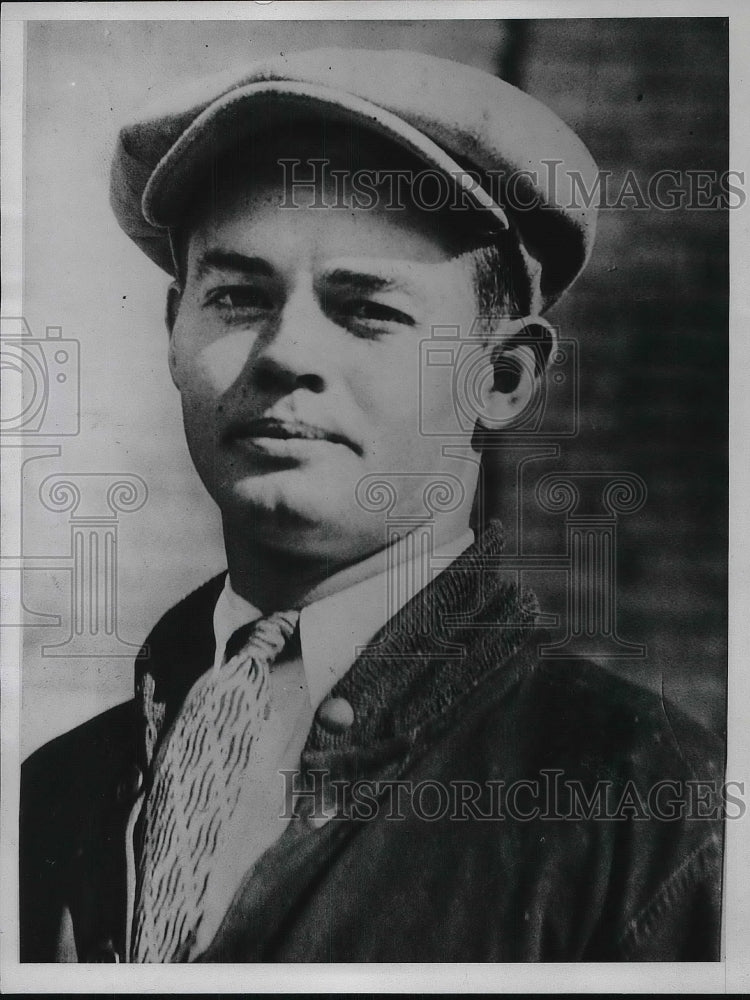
<box><xmin>218</xmin><ymin>475</ymin><xmax>371</xmax><ymax>552</ymax></box>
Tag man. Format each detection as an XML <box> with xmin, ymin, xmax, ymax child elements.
<box><xmin>20</xmin><ymin>48</ymin><xmax>724</xmax><ymax>962</ymax></box>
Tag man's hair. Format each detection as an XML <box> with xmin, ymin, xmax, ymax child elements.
<box><xmin>466</xmin><ymin>241</ymin><xmax>522</xmax><ymax>325</ymax></box>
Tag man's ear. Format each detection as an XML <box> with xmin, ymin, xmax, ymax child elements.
<box><xmin>477</xmin><ymin>317</ymin><xmax>558</xmax><ymax>430</ymax></box>
<box><xmin>165</xmin><ymin>281</ymin><xmax>183</xmax><ymax>390</ymax></box>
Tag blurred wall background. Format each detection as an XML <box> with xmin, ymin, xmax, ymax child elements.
<box><xmin>17</xmin><ymin>18</ymin><xmax>727</xmax><ymax>757</ymax></box>
<box><xmin>500</xmin><ymin>19</ymin><xmax>728</xmax><ymax>737</ymax></box>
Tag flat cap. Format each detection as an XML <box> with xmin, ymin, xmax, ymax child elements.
<box><xmin>110</xmin><ymin>47</ymin><xmax>599</xmax><ymax>312</ymax></box>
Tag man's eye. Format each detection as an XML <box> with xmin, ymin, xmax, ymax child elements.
<box><xmin>206</xmin><ymin>287</ymin><xmax>273</xmax><ymax>313</ymax></box>
<box><xmin>338</xmin><ymin>300</ymin><xmax>415</xmax><ymax>330</ymax></box>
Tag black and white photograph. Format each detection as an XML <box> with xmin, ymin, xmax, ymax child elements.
<box><xmin>1</xmin><ymin>1</ymin><xmax>747</xmax><ymax>992</ymax></box>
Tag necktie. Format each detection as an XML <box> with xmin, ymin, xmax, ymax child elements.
<box><xmin>131</xmin><ymin>609</ymin><xmax>300</xmax><ymax>962</ymax></box>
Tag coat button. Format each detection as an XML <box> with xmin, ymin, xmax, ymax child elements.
<box><xmin>317</xmin><ymin>696</ymin><xmax>354</xmax><ymax>732</ymax></box>
<box><xmin>116</xmin><ymin>763</ymin><xmax>143</xmax><ymax>804</ymax></box>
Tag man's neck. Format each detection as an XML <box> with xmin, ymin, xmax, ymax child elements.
<box><xmin>223</xmin><ymin>515</ymin><xmax>474</xmax><ymax>613</ymax></box>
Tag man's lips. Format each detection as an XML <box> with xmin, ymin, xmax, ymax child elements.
<box><xmin>225</xmin><ymin>418</ymin><xmax>361</xmax><ymax>456</ymax></box>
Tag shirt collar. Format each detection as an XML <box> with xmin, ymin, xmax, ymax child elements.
<box><xmin>212</xmin><ymin>528</ymin><xmax>475</xmax><ymax>710</ymax></box>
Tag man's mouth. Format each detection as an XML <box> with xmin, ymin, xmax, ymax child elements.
<box><xmin>225</xmin><ymin>418</ymin><xmax>361</xmax><ymax>456</ymax></box>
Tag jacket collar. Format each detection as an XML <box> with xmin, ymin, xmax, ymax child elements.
<box><xmin>303</xmin><ymin>519</ymin><xmax>541</xmax><ymax>757</ymax></box>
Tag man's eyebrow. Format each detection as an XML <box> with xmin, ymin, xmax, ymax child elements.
<box><xmin>324</xmin><ymin>269</ymin><xmax>412</xmax><ymax>294</ymax></box>
<box><xmin>195</xmin><ymin>250</ymin><xmax>274</xmax><ymax>280</ymax></box>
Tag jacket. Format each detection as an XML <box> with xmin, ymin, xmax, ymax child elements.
<box><xmin>20</xmin><ymin>522</ymin><xmax>725</xmax><ymax>962</ymax></box>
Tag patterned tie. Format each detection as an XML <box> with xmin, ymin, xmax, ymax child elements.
<box><xmin>131</xmin><ymin>609</ymin><xmax>300</xmax><ymax>962</ymax></box>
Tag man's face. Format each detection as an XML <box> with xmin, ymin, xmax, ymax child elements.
<box><xmin>168</xmin><ymin>131</ymin><xmax>485</xmax><ymax>563</ymax></box>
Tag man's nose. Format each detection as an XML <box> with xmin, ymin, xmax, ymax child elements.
<box><xmin>250</xmin><ymin>287</ymin><xmax>330</xmax><ymax>394</ymax></box>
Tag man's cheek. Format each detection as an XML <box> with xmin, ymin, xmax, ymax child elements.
<box><xmin>175</xmin><ymin>323</ymin><xmax>254</xmax><ymax>392</ymax></box>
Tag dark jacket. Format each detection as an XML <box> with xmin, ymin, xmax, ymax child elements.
<box><xmin>20</xmin><ymin>522</ymin><xmax>724</xmax><ymax>962</ymax></box>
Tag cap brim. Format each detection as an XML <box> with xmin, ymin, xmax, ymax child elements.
<box><xmin>142</xmin><ymin>80</ymin><xmax>510</xmax><ymax>235</ymax></box>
